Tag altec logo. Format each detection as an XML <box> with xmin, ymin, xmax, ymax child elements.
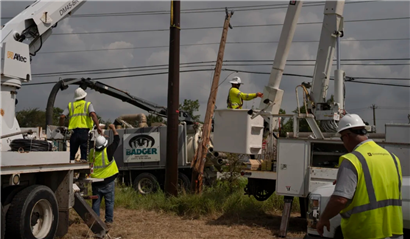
<box><xmin>7</xmin><ymin>51</ymin><xmax>27</xmax><ymax>63</ymax></box>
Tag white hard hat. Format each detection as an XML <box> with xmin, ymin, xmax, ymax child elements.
<box><xmin>95</xmin><ymin>135</ymin><xmax>108</xmax><ymax>150</ymax></box>
<box><xmin>74</xmin><ymin>88</ymin><xmax>87</xmax><ymax>101</ymax></box>
<box><xmin>229</xmin><ymin>76</ymin><xmax>243</xmax><ymax>85</ymax></box>
<box><xmin>337</xmin><ymin>114</ymin><xmax>366</xmax><ymax>133</ymax></box>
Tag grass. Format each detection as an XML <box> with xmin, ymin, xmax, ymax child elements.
<box><xmin>107</xmin><ymin>178</ymin><xmax>301</xmax><ymax>219</ymax></box>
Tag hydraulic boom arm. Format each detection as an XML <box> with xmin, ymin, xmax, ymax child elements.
<box><xmin>45</xmin><ymin>78</ymin><xmax>195</xmax><ymax>128</ymax></box>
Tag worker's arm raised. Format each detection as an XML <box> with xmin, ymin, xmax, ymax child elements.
<box><xmin>89</xmin><ymin>112</ymin><xmax>102</xmax><ymax>135</ymax></box>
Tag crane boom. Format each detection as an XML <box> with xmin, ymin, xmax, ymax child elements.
<box><xmin>45</xmin><ymin>78</ymin><xmax>196</xmax><ymax>129</ymax></box>
<box><xmin>308</xmin><ymin>0</ymin><xmax>345</xmax><ymax>132</ymax></box>
<box><xmin>1</xmin><ymin>0</ymin><xmax>87</xmax><ymax>150</ymax></box>
<box><xmin>258</xmin><ymin>1</ymin><xmax>303</xmax><ymax>126</ymax></box>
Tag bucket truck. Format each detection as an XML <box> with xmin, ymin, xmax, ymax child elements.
<box><xmin>1</xmin><ymin>1</ymin><xmax>109</xmax><ymax>238</ymax></box>
<box><xmin>213</xmin><ymin>0</ymin><xmax>410</xmax><ymax>238</ymax></box>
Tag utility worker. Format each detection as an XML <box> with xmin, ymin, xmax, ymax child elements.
<box><xmin>227</xmin><ymin>76</ymin><xmax>263</xmax><ymax>109</ymax></box>
<box><xmin>60</xmin><ymin>87</ymin><xmax>102</xmax><ymax>162</ymax></box>
<box><xmin>89</xmin><ymin>124</ymin><xmax>120</xmax><ymax>227</ymax></box>
<box><xmin>316</xmin><ymin>114</ymin><xmax>403</xmax><ymax>239</ymax></box>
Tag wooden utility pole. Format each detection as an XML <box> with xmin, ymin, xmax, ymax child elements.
<box><xmin>371</xmin><ymin>104</ymin><xmax>377</xmax><ymax>126</ymax></box>
<box><xmin>191</xmin><ymin>8</ymin><xmax>234</xmax><ymax>193</ymax></box>
<box><xmin>165</xmin><ymin>0</ymin><xmax>180</xmax><ymax>197</ymax></box>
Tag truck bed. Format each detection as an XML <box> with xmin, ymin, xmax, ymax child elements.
<box><xmin>1</xmin><ymin>151</ymin><xmax>90</xmax><ymax>175</ymax></box>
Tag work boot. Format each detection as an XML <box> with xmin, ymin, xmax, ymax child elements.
<box><xmin>105</xmin><ymin>221</ymin><xmax>113</xmax><ymax>229</ymax></box>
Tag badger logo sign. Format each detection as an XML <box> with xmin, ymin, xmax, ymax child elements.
<box><xmin>129</xmin><ymin>135</ymin><xmax>155</xmax><ymax>148</ymax></box>
<box><xmin>124</xmin><ymin>132</ymin><xmax>160</xmax><ymax>162</ymax></box>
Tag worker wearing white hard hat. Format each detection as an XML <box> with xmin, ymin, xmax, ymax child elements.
<box><xmin>60</xmin><ymin>87</ymin><xmax>102</xmax><ymax>162</ymax></box>
<box><xmin>89</xmin><ymin>124</ymin><xmax>120</xmax><ymax>227</ymax></box>
<box><xmin>227</xmin><ymin>76</ymin><xmax>263</xmax><ymax>109</ymax></box>
<box><xmin>317</xmin><ymin>114</ymin><xmax>403</xmax><ymax>239</ymax></box>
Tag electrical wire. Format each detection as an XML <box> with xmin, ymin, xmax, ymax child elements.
<box><xmin>31</xmin><ymin>58</ymin><xmax>410</xmax><ymax>77</ymax></box>
<box><xmin>9</xmin><ymin>139</ymin><xmax>53</xmax><ymax>152</ymax></box>
<box><xmin>36</xmin><ymin>38</ymin><xmax>410</xmax><ymax>54</ymax></box>
<box><xmin>23</xmin><ymin>68</ymin><xmax>410</xmax><ymax>88</ymax></box>
<box><xmin>0</xmin><ymin>1</ymin><xmax>378</xmax><ymax>20</ymax></box>
<box><xmin>48</xmin><ymin>16</ymin><xmax>410</xmax><ymax>37</ymax></box>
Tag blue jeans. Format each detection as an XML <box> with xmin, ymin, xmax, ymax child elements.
<box><xmin>92</xmin><ymin>180</ymin><xmax>115</xmax><ymax>223</ymax></box>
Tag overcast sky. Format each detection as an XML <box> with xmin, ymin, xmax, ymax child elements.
<box><xmin>2</xmin><ymin>0</ymin><xmax>409</xmax><ymax>133</ymax></box>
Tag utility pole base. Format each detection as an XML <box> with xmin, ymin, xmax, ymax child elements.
<box><xmin>278</xmin><ymin>196</ymin><xmax>294</xmax><ymax>237</ymax></box>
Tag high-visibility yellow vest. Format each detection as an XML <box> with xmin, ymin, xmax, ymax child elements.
<box><xmin>89</xmin><ymin>148</ymin><xmax>119</xmax><ymax>179</ymax></box>
<box><xmin>338</xmin><ymin>141</ymin><xmax>403</xmax><ymax>239</ymax></box>
<box><xmin>68</xmin><ymin>100</ymin><xmax>94</xmax><ymax>130</ymax></box>
<box><xmin>227</xmin><ymin>87</ymin><xmax>257</xmax><ymax>109</ymax></box>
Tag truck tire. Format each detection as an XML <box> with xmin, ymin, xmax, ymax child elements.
<box><xmin>5</xmin><ymin>185</ymin><xmax>59</xmax><ymax>239</ymax></box>
<box><xmin>178</xmin><ymin>173</ymin><xmax>191</xmax><ymax>193</ymax></box>
<box><xmin>1</xmin><ymin>203</ymin><xmax>5</xmax><ymax>239</ymax></box>
<box><xmin>133</xmin><ymin>173</ymin><xmax>158</xmax><ymax>195</ymax></box>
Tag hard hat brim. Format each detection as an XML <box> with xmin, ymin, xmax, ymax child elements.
<box><xmin>74</xmin><ymin>92</ymin><xmax>87</xmax><ymax>100</ymax></box>
<box><xmin>337</xmin><ymin>124</ymin><xmax>366</xmax><ymax>133</ymax></box>
<box><xmin>229</xmin><ymin>80</ymin><xmax>243</xmax><ymax>84</ymax></box>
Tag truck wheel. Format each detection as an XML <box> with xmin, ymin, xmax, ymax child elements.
<box><xmin>178</xmin><ymin>173</ymin><xmax>191</xmax><ymax>193</ymax></box>
<box><xmin>6</xmin><ymin>185</ymin><xmax>58</xmax><ymax>239</ymax></box>
<box><xmin>1</xmin><ymin>203</ymin><xmax>5</xmax><ymax>239</ymax></box>
<box><xmin>133</xmin><ymin>173</ymin><xmax>158</xmax><ymax>195</ymax></box>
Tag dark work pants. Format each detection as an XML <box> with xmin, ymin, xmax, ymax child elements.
<box><xmin>70</xmin><ymin>128</ymin><xmax>89</xmax><ymax>160</ymax></box>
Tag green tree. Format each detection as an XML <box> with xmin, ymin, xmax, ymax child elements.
<box><xmin>16</xmin><ymin>107</ymin><xmax>64</xmax><ymax>127</ymax></box>
<box><xmin>179</xmin><ymin>99</ymin><xmax>200</xmax><ymax>122</ymax></box>
<box><xmin>147</xmin><ymin>114</ymin><xmax>165</xmax><ymax>126</ymax></box>
<box><xmin>280</xmin><ymin>106</ymin><xmax>312</xmax><ymax>137</ymax></box>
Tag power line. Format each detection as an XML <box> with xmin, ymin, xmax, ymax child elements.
<box><xmin>49</xmin><ymin>16</ymin><xmax>410</xmax><ymax>37</ymax></box>
<box><xmin>23</xmin><ymin>68</ymin><xmax>410</xmax><ymax>88</ymax></box>
<box><xmin>37</xmin><ymin>37</ymin><xmax>410</xmax><ymax>54</ymax></box>
<box><xmin>32</xmin><ymin>63</ymin><xmax>410</xmax><ymax>78</ymax></box>
<box><xmin>0</xmin><ymin>1</ymin><xmax>377</xmax><ymax>20</ymax></box>
<box><xmin>31</xmin><ymin>59</ymin><xmax>410</xmax><ymax>77</ymax></box>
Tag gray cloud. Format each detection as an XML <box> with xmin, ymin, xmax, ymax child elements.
<box><xmin>2</xmin><ymin>0</ymin><xmax>409</xmax><ymax>133</ymax></box>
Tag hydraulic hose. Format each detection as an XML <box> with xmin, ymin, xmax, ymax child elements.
<box><xmin>45</xmin><ymin>78</ymin><xmax>82</xmax><ymax>130</ymax></box>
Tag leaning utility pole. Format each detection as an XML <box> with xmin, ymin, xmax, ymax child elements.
<box><xmin>371</xmin><ymin>104</ymin><xmax>377</xmax><ymax>126</ymax></box>
<box><xmin>165</xmin><ymin>0</ymin><xmax>180</xmax><ymax>197</ymax></box>
<box><xmin>191</xmin><ymin>8</ymin><xmax>234</xmax><ymax>193</ymax></box>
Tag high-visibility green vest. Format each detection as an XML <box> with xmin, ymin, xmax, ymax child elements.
<box><xmin>68</xmin><ymin>100</ymin><xmax>94</xmax><ymax>130</ymax></box>
<box><xmin>338</xmin><ymin>141</ymin><xmax>403</xmax><ymax>239</ymax></box>
<box><xmin>227</xmin><ymin>87</ymin><xmax>257</xmax><ymax>109</ymax></box>
<box><xmin>89</xmin><ymin>148</ymin><xmax>119</xmax><ymax>179</ymax></box>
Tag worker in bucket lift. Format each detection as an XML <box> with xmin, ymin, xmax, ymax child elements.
<box><xmin>316</xmin><ymin>114</ymin><xmax>403</xmax><ymax>239</ymax></box>
<box><xmin>89</xmin><ymin>124</ymin><xmax>120</xmax><ymax>228</ymax></box>
<box><xmin>60</xmin><ymin>87</ymin><xmax>103</xmax><ymax>162</ymax></box>
<box><xmin>227</xmin><ymin>76</ymin><xmax>263</xmax><ymax>109</ymax></box>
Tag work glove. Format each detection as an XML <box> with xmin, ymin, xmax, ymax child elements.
<box><xmin>256</xmin><ymin>92</ymin><xmax>263</xmax><ymax>98</ymax></box>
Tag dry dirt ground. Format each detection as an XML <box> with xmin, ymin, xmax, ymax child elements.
<box><xmin>62</xmin><ymin>208</ymin><xmax>307</xmax><ymax>239</ymax></box>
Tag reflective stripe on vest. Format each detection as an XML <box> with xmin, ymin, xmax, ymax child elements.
<box><xmin>340</xmin><ymin>151</ymin><xmax>402</xmax><ymax>219</ymax></box>
<box><xmin>90</xmin><ymin>148</ymin><xmax>119</xmax><ymax>179</ymax></box>
<box><xmin>68</xmin><ymin>100</ymin><xmax>93</xmax><ymax>130</ymax></box>
<box><xmin>68</xmin><ymin>101</ymin><xmax>89</xmax><ymax>119</ymax></box>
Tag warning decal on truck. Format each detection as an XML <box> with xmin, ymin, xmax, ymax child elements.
<box><xmin>124</xmin><ymin>132</ymin><xmax>160</xmax><ymax>162</ymax></box>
